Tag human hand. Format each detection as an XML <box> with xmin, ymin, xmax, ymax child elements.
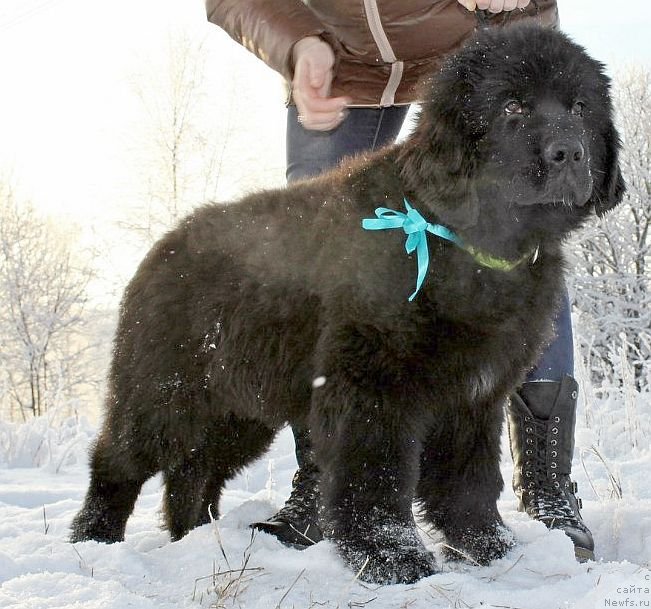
<box><xmin>458</xmin><ymin>0</ymin><xmax>530</xmax><ymax>12</ymax></box>
<box><xmin>292</xmin><ymin>36</ymin><xmax>351</xmax><ymax>131</ymax></box>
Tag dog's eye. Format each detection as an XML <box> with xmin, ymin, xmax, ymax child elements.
<box><xmin>504</xmin><ymin>100</ymin><xmax>524</xmax><ymax>115</ymax></box>
<box><xmin>571</xmin><ymin>101</ymin><xmax>585</xmax><ymax>117</ymax></box>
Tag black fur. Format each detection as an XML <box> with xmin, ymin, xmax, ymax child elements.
<box><xmin>71</xmin><ymin>24</ymin><xmax>624</xmax><ymax>584</ymax></box>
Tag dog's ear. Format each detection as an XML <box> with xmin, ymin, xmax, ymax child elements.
<box><xmin>398</xmin><ymin>129</ymin><xmax>480</xmax><ymax>229</ymax></box>
<box><xmin>592</xmin><ymin>122</ymin><xmax>626</xmax><ymax>216</ymax></box>
<box><xmin>398</xmin><ymin>75</ymin><xmax>481</xmax><ymax>229</ymax></box>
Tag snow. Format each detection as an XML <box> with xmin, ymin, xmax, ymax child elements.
<box><xmin>1</xmin><ymin>388</ymin><xmax>649</xmax><ymax>609</ymax></box>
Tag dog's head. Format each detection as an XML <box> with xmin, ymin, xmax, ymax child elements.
<box><xmin>399</xmin><ymin>23</ymin><xmax>625</xmax><ymax>231</ymax></box>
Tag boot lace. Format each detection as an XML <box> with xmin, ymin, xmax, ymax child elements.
<box><xmin>527</xmin><ymin>486</ymin><xmax>578</xmax><ymax>526</ymax></box>
<box><xmin>521</xmin><ymin>417</ymin><xmax>585</xmax><ymax>530</ymax></box>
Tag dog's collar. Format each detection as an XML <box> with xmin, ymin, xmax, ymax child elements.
<box><xmin>463</xmin><ymin>242</ymin><xmax>539</xmax><ymax>273</ymax></box>
<box><xmin>362</xmin><ymin>198</ymin><xmax>539</xmax><ymax>301</ymax></box>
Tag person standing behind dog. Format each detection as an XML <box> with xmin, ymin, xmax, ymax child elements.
<box><xmin>206</xmin><ymin>0</ymin><xmax>595</xmax><ymax>562</ymax></box>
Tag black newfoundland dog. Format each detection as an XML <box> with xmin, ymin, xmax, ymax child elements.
<box><xmin>71</xmin><ymin>24</ymin><xmax>624</xmax><ymax>584</ymax></box>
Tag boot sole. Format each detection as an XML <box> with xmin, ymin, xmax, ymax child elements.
<box><xmin>250</xmin><ymin>519</ymin><xmax>322</xmax><ymax>548</ymax></box>
<box><xmin>574</xmin><ymin>546</ymin><xmax>595</xmax><ymax>563</ymax></box>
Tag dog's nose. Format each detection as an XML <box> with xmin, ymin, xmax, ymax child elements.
<box><xmin>544</xmin><ymin>139</ymin><xmax>585</xmax><ymax>167</ymax></box>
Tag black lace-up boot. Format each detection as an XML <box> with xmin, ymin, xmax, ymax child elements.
<box><xmin>506</xmin><ymin>375</ymin><xmax>594</xmax><ymax>562</ymax></box>
<box><xmin>251</xmin><ymin>428</ymin><xmax>323</xmax><ymax>548</ymax></box>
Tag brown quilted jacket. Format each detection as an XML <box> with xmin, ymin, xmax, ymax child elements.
<box><xmin>206</xmin><ymin>0</ymin><xmax>559</xmax><ymax>107</ymax></box>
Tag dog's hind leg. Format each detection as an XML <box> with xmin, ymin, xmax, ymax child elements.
<box><xmin>416</xmin><ymin>402</ymin><xmax>514</xmax><ymax>564</ymax></box>
<box><xmin>70</xmin><ymin>432</ymin><xmax>155</xmax><ymax>543</ymax></box>
<box><xmin>162</xmin><ymin>415</ymin><xmax>276</xmax><ymax>540</ymax></box>
<box><xmin>163</xmin><ymin>452</ymin><xmax>212</xmax><ymax>541</ymax></box>
<box><xmin>197</xmin><ymin>417</ymin><xmax>277</xmax><ymax>527</ymax></box>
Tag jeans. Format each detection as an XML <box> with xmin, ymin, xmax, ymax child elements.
<box><xmin>287</xmin><ymin>105</ymin><xmax>410</xmax><ymax>183</ymax></box>
<box><xmin>286</xmin><ymin>105</ymin><xmax>574</xmax><ymax>382</ymax></box>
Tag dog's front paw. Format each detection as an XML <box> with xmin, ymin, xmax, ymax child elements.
<box><xmin>338</xmin><ymin>525</ymin><xmax>438</xmax><ymax>584</ymax></box>
<box><xmin>443</xmin><ymin>523</ymin><xmax>514</xmax><ymax>564</ymax></box>
<box><xmin>344</xmin><ymin>543</ymin><xmax>438</xmax><ymax>584</ymax></box>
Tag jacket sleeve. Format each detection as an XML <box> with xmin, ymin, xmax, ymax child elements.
<box><xmin>205</xmin><ymin>0</ymin><xmax>332</xmax><ymax>81</ymax></box>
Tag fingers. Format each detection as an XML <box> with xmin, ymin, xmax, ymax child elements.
<box><xmin>294</xmin><ymin>79</ymin><xmax>349</xmax><ymax>131</ymax></box>
<box><xmin>296</xmin><ymin>106</ymin><xmax>349</xmax><ymax>131</ymax></box>
<box><xmin>292</xmin><ymin>36</ymin><xmax>351</xmax><ymax>131</ymax></box>
<box><xmin>293</xmin><ymin>68</ymin><xmax>350</xmax><ymax>131</ymax></box>
<box><xmin>459</xmin><ymin>0</ymin><xmax>530</xmax><ymax>11</ymax></box>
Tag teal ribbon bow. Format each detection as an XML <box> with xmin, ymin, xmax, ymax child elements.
<box><xmin>362</xmin><ymin>198</ymin><xmax>462</xmax><ymax>301</ymax></box>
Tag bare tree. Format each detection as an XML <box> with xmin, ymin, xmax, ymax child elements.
<box><xmin>568</xmin><ymin>67</ymin><xmax>651</xmax><ymax>391</ymax></box>
<box><xmin>122</xmin><ymin>26</ymin><xmax>287</xmax><ymax>247</ymax></box>
<box><xmin>125</xmin><ymin>29</ymin><xmax>235</xmax><ymax>245</ymax></box>
<box><xmin>0</xmin><ymin>186</ymin><xmax>98</xmax><ymax>420</ymax></box>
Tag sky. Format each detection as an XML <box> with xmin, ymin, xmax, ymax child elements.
<box><xmin>0</xmin><ymin>0</ymin><xmax>649</xmax><ymax>233</ymax></box>
<box><xmin>560</xmin><ymin>0</ymin><xmax>651</xmax><ymax>68</ymax></box>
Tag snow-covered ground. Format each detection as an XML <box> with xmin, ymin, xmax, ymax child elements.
<box><xmin>1</xmin><ymin>381</ymin><xmax>649</xmax><ymax>609</ymax></box>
